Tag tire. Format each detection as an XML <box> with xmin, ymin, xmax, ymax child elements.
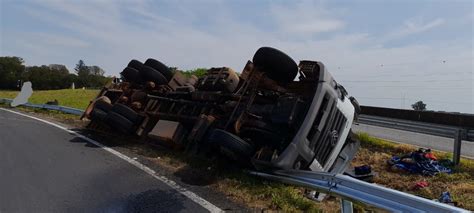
<box><xmin>111</xmin><ymin>103</ymin><xmax>144</xmax><ymax>125</ymax></box>
<box><xmin>121</xmin><ymin>67</ymin><xmax>143</xmax><ymax>84</ymax></box>
<box><xmin>90</xmin><ymin>108</ymin><xmax>107</xmax><ymax>121</ymax></box>
<box><xmin>252</xmin><ymin>47</ymin><xmax>298</xmax><ymax>85</ymax></box>
<box><xmin>128</xmin><ymin>59</ymin><xmax>144</xmax><ymax>71</ymax></box>
<box><xmin>208</xmin><ymin>129</ymin><xmax>254</xmax><ymax>162</ymax></box>
<box><xmin>144</xmin><ymin>58</ymin><xmax>173</xmax><ymax>81</ymax></box>
<box><xmin>139</xmin><ymin>65</ymin><xmax>168</xmax><ymax>85</ymax></box>
<box><xmin>94</xmin><ymin>100</ymin><xmax>113</xmax><ymax>112</ymax></box>
<box><xmin>105</xmin><ymin>111</ymin><xmax>136</xmax><ymax>134</ymax></box>
<box><xmin>130</xmin><ymin>91</ymin><xmax>147</xmax><ymax>103</ymax></box>
<box><xmin>84</xmin><ymin>96</ymin><xmax>111</xmax><ymax>119</ymax></box>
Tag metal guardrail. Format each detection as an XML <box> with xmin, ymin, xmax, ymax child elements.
<box><xmin>0</xmin><ymin>98</ymin><xmax>84</xmax><ymax>115</ymax></box>
<box><xmin>357</xmin><ymin>114</ymin><xmax>473</xmax><ymax>165</ymax></box>
<box><xmin>250</xmin><ymin>170</ymin><xmax>469</xmax><ymax>213</ymax></box>
<box><xmin>468</xmin><ymin>130</ymin><xmax>474</xmax><ymax>141</ymax></box>
<box><xmin>358</xmin><ymin>115</ymin><xmax>474</xmax><ymax>141</ymax></box>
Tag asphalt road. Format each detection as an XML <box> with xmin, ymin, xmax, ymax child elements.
<box><xmin>353</xmin><ymin>123</ymin><xmax>474</xmax><ymax>158</ymax></box>
<box><xmin>0</xmin><ymin>109</ymin><xmax>212</xmax><ymax>212</ymax></box>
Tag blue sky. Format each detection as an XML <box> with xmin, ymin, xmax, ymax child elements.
<box><xmin>1</xmin><ymin>0</ymin><xmax>473</xmax><ymax>113</ymax></box>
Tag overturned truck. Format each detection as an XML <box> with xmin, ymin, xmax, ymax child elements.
<box><xmin>82</xmin><ymin>47</ymin><xmax>361</xmax><ymax>174</ymax></box>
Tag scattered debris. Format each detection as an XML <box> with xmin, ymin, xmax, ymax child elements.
<box><xmin>439</xmin><ymin>159</ymin><xmax>455</xmax><ymax>167</ymax></box>
<box><xmin>412</xmin><ymin>180</ymin><xmax>429</xmax><ymax>190</ymax></box>
<box><xmin>345</xmin><ymin>165</ymin><xmax>375</xmax><ymax>182</ymax></box>
<box><xmin>45</xmin><ymin>99</ymin><xmax>59</xmax><ymax>105</ymax></box>
<box><xmin>438</xmin><ymin>191</ymin><xmax>458</xmax><ymax>206</ymax></box>
<box><xmin>387</xmin><ymin>148</ymin><xmax>452</xmax><ymax>176</ymax></box>
<box><xmin>354</xmin><ymin>165</ymin><xmax>371</xmax><ymax>175</ymax></box>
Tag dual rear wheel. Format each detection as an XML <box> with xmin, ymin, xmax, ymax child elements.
<box><xmin>121</xmin><ymin>58</ymin><xmax>173</xmax><ymax>85</ymax></box>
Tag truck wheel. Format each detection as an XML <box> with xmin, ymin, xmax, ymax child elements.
<box><xmin>127</xmin><ymin>59</ymin><xmax>144</xmax><ymax>71</ymax></box>
<box><xmin>144</xmin><ymin>58</ymin><xmax>173</xmax><ymax>81</ymax></box>
<box><xmin>90</xmin><ymin>108</ymin><xmax>107</xmax><ymax>121</ymax></box>
<box><xmin>252</xmin><ymin>47</ymin><xmax>298</xmax><ymax>85</ymax></box>
<box><xmin>94</xmin><ymin>100</ymin><xmax>113</xmax><ymax>112</ymax></box>
<box><xmin>121</xmin><ymin>67</ymin><xmax>143</xmax><ymax>84</ymax></box>
<box><xmin>84</xmin><ymin>96</ymin><xmax>112</xmax><ymax>119</ymax></box>
<box><xmin>208</xmin><ymin>129</ymin><xmax>254</xmax><ymax>162</ymax></box>
<box><xmin>105</xmin><ymin>111</ymin><xmax>136</xmax><ymax>134</ymax></box>
<box><xmin>139</xmin><ymin>65</ymin><xmax>168</xmax><ymax>85</ymax></box>
<box><xmin>130</xmin><ymin>91</ymin><xmax>147</xmax><ymax>103</ymax></box>
<box><xmin>111</xmin><ymin>103</ymin><xmax>144</xmax><ymax>125</ymax></box>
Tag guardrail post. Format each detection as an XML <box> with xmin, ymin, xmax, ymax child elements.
<box><xmin>453</xmin><ymin>129</ymin><xmax>462</xmax><ymax>165</ymax></box>
<box><xmin>340</xmin><ymin>199</ymin><xmax>353</xmax><ymax>213</ymax></box>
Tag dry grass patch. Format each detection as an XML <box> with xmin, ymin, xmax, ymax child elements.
<box><xmin>354</xmin><ymin>133</ymin><xmax>474</xmax><ymax>210</ymax></box>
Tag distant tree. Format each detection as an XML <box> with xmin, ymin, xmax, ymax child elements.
<box><xmin>49</xmin><ymin>64</ymin><xmax>68</xmax><ymax>71</ymax></box>
<box><xmin>74</xmin><ymin>60</ymin><xmax>89</xmax><ymax>87</ymax></box>
<box><xmin>88</xmin><ymin>65</ymin><xmax>105</xmax><ymax>76</ymax></box>
<box><xmin>0</xmin><ymin>57</ymin><xmax>109</xmax><ymax>90</ymax></box>
<box><xmin>73</xmin><ymin>60</ymin><xmax>111</xmax><ymax>88</ymax></box>
<box><xmin>50</xmin><ymin>65</ymin><xmax>71</xmax><ymax>89</ymax></box>
<box><xmin>0</xmin><ymin>56</ymin><xmax>25</xmax><ymax>89</ymax></box>
<box><xmin>21</xmin><ymin>63</ymin><xmax>74</xmax><ymax>90</ymax></box>
<box><xmin>182</xmin><ymin>68</ymin><xmax>208</xmax><ymax>78</ymax></box>
<box><xmin>74</xmin><ymin>60</ymin><xmax>88</xmax><ymax>74</ymax></box>
<box><xmin>87</xmin><ymin>65</ymin><xmax>109</xmax><ymax>88</ymax></box>
<box><xmin>23</xmin><ymin>66</ymin><xmax>50</xmax><ymax>89</ymax></box>
<box><xmin>411</xmin><ymin>101</ymin><xmax>427</xmax><ymax>111</ymax></box>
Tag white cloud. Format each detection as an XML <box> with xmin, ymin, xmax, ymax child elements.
<box><xmin>3</xmin><ymin>1</ymin><xmax>473</xmax><ymax>112</ymax></box>
<box><xmin>34</xmin><ymin>33</ymin><xmax>90</xmax><ymax>48</ymax></box>
<box><xmin>384</xmin><ymin>17</ymin><xmax>445</xmax><ymax>41</ymax></box>
<box><xmin>403</xmin><ymin>18</ymin><xmax>445</xmax><ymax>34</ymax></box>
<box><xmin>270</xmin><ymin>2</ymin><xmax>345</xmax><ymax>35</ymax></box>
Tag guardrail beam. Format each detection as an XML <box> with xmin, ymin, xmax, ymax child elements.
<box><xmin>250</xmin><ymin>170</ymin><xmax>469</xmax><ymax>212</ymax></box>
<box><xmin>0</xmin><ymin>98</ymin><xmax>84</xmax><ymax>116</ymax></box>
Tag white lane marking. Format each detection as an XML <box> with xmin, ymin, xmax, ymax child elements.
<box><xmin>0</xmin><ymin>108</ymin><xmax>223</xmax><ymax>213</ymax></box>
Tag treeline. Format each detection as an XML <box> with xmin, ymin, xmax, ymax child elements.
<box><xmin>181</xmin><ymin>68</ymin><xmax>207</xmax><ymax>78</ymax></box>
<box><xmin>0</xmin><ymin>56</ymin><xmax>111</xmax><ymax>90</ymax></box>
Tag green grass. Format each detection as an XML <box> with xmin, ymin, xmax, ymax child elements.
<box><xmin>0</xmin><ymin>89</ymin><xmax>99</xmax><ymax>109</ymax></box>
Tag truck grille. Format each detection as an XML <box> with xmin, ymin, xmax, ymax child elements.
<box><xmin>307</xmin><ymin>96</ymin><xmax>347</xmax><ymax>167</ymax></box>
